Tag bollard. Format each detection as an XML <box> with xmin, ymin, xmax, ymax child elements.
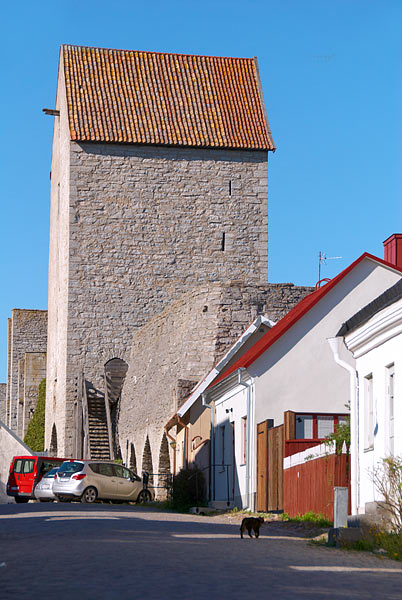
<box><xmin>334</xmin><ymin>487</ymin><xmax>348</xmax><ymax>529</ymax></box>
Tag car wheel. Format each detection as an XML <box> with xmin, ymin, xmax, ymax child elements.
<box><xmin>81</xmin><ymin>486</ymin><xmax>98</xmax><ymax>504</ymax></box>
<box><xmin>15</xmin><ymin>496</ymin><xmax>29</xmax><ymax>504</ymax></box>
<box><xmin>137</xmin><ymin>489</ymin><xmax>152</xmax><ymax>504</ymax></box>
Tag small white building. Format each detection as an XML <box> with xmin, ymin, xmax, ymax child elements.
<box><xmin>205</xmin><ymin>248</ymin><xmax>402</xmax><ymax>512</ymax></box>
<box><xmin>335</xmin><ymin>276</ymin><xmax>402</xmax><ymax>516</ymax></box>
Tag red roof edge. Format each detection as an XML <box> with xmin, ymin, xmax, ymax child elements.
<box><xmin>211</xmin><ymin>253</ymin><xmax>402</xmax><ymax>388</ymax></box>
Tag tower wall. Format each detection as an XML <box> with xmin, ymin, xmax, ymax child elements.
<box><xmin>47</xmin><ymin>138</ymin><xmax>269</xmax><ymax>455</ymax></box>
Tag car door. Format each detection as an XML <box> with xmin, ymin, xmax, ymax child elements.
<box><xmin>19</xmin><ymin>458</ymin><xmax>36</xmax><ymax>496</ymax></box>
<box><xmin>113</xmin><ymin>465</ymin><xmax>139</xmax><ymax>500</ymax></box>
<box><xmin>96</xmin><ymin>463</ymin><xmax>118</xmax><ymax>499</ymax></box>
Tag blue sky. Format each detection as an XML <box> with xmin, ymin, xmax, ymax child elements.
<box><xmin>1</xmin><ymin>0</ymin><xmax>401</xmax><ymax>381</ymax></box>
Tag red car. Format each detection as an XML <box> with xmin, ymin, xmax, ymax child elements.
<box><xmin>7</xmin><ymin>456</ymin><xmax>66</xmax><ymax>503</ymax></box>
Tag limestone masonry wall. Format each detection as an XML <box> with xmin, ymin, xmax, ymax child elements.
<box><xmin>0</xmin><ymin>384</ymin><xmax>6</xmax><ymax>423</ymax></box>
<box><xmin>21</xmin><ymin>353</ymin><xmax>47</xmax><ymax>439</ymax></box>
<box><xmin>119</xmin><ymin>281</ymin><xmax>313</xmax><ymax>480</ymax></box>
<box><xmin>6</xmin><ymin>310</ymin><xmax>47</xmax><ymax>433</ymax></box>
<box><xmin>49</xmin><ymin>137</ymin><xmax>270</xmax><ymax>455</ymax></box>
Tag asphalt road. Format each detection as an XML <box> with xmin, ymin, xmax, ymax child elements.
<box><xmin>1</xmin><ymin>503</ymin><xmax>402</xmax><ymax>600</ymax></box>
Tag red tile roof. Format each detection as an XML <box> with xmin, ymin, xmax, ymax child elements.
<box><xmin>62</xmin><ymin>45</ymin><xmax>275</xmax><ymax>151</ymax></box>
<box><xmin>211</xmin><ymin>253</ymin><xmax>402</xmax><ymax>386</ymax></box>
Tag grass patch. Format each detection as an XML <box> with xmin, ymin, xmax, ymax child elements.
<box><xmin>281</xmin><ymin>510</ymin><xmax>333</xmax><ymax>528</ymax></box>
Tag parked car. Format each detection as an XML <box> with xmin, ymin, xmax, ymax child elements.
<box><xmin>7</xmin><ymin>456</ymin><xmax>67</xmax><ymax>503</ymax></box>
<box><xmin>34</xmin><ymin>467</ymin><xmax>61</xmax><ymax>502</ymax></box>
<box><xmin>53</xmin><ymin>460</ymin><xmax>154</xmax><ymax>504</ymax></box>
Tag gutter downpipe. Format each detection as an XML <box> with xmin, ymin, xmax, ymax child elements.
<box><xmin>202</xmin><ymin>392</ymin><xmax>214</xmax><ymax>502</ymax></box>
<box><xmin>327</xmin><ymin>337</ymin><xmax>358</xmax><ymax>515</ymax></box>
<box><xmin>238</xmin><ymin>368</ymin><xmax>253</xmax><ymax>511</ymax></box>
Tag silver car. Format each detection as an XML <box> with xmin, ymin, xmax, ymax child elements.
<box><xmin>53</xmin><ymin>461</ymin><xmax>154</xmax><ymax>504</ymax></box>
<box><xmin>34</xmin><ymin>467</ymin><xmax>60</xmax><ymax>502</ymax></box>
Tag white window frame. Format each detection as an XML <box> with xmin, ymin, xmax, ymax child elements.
<box><xmin>387</xmin><ymin>364</ymin><xmax>395</xmax><ymax>455</ymax></box>
<box><xmin>364</xmin><ymin>374</ymin><xmax>374</xmax><ymax>451</ymax></box>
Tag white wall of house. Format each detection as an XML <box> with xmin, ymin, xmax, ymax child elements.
<box><xmin>207</xmin><ymin>374</ymin><xmax>256</xmax><ymax>509</ymax></box>
<box><xmin>345</xmin><ymin>296</ymin><xmax>402</xmax><ymax>514</ymax></box>
<box><xmin>251</xmin><ymin>260</ymin><xmax>401</xmax><ymax>429</ymax></box>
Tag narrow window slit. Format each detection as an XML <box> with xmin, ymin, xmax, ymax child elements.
<box><xmin>221</xmin><ymin>232</ymin><xmax>226</xmax><ymax>251</ymax></box>
<box><xmin>229</xmin><ymin>180</ymin><xmax>232</xmax><ymax>196</ymax></box>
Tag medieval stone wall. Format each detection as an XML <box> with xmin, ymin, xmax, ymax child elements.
<box><xmin>21</xmin><ymin>353</ymin><xmax>47</xmax><ymax>439</ymax></box>
<box><xmin>6</xmin><ymin>310</ymin><xmax>47</xmax><ymax>433</ymax></box>
<box><xmin>118</xmin><ymin>281</ymin><xmax>313</xmax><ymax>481</ymax></box>
<box><xmin>0</xmin><ymin>384</ymin><xmax>6</xmax><ymax>423</ymax></box>
<box><xmin>48</xmin><ymin>135</ymin><xmax>270</xmax><ymax>455</ymax></box>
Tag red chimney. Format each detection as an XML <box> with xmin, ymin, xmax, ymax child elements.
<box><xmin>383</xmin><ymin>234</ymin><xmax>402</xmax><ymax>269</ymax></box>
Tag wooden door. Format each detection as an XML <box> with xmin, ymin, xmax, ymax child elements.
<box><xmin>268</xmin><ymin>425</ymin><xmax>284</xmax><ymax>512</ymax></box>
<box><xmin>256</xmin><ymin>421</ymin><xmax>269</xmax><ymax>511</ymax></box>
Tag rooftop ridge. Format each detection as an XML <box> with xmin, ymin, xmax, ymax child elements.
<box><xmin>61</xmin><ymin>43</ymin><xmax>257</xmax><ymax>62</ymax></box>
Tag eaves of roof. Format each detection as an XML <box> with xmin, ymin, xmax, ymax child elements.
<box><xmin>167</xmin><ymin>315</ymin><xmax>274</xmax><ymax>423</ymax></box>
<box><xmin>210</xmin><ymin>253</ymin><xmax>402</xmax><ymax>388</ymax></box>
<box><xmin>337</xmin><ymin>277</ymin><xmax>402</xmax><ymax>337</ymax></box>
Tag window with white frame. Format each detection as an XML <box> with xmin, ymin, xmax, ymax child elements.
<box><xmin>364</xmin><ymin>374</ymin><xmax>374</xmax><ymax>451</ymax></box>
<box><xmin>295</xmin><ymin>414</ymin><xmax>313</xmax><ymax>438</ymax></box>
<box><xmin>387</xmin><ymin>364</ymin><xmax>395</xmax><ymax>455</ymax></box>
<box><xmin>317</xmin><ymin>415</ymin><xmax>334</xmax><ymax>438</ymax></box>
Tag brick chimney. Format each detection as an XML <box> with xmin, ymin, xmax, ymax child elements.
<box><xmin>383</xmin><ymin>234</ymin><xmax>402</xmax><ymax>269</ymax></box>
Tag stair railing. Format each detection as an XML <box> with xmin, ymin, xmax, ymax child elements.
<box><xmin>82</xmin><ymin>378</ymin><xmax>91</xmax><ymax>459</ymax></box>
<box><xmin>103</xmin><ymin>371</ymin><xmax>115</xmax><ymax>460</ymax></box>
<box><xmin>74</xmin><ymin>372</ymin><xmax>84</xmax><ymax>459</ymax></box>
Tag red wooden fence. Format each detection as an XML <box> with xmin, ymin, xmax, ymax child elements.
<box><xmin>283</xmin><ymin>452</ymin><xmax>350</xmax><ymax>521</ymax></box>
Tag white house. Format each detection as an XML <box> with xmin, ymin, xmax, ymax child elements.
<box><xmin>333</xmin><ymin>276</ymin><xmax>402</xmax><ymax>517</ymax></box>
<box><xmin>204</xmin><ymin>247</ymin><xmax>402</xmax><ymax>512</ymax></box>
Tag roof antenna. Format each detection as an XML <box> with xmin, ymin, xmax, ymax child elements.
<box><xmin>316</xmin><ymin>251</ymin><xmax>343</xmax><ymax>289</ymax></box>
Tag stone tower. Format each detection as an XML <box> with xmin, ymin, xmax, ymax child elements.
<box><xmin>46</xmin><ymin>45</ymin><xmax>275</xmax><ymax>456</ymax></box>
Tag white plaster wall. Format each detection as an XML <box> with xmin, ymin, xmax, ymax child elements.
<box><xmin>46</xmin><ymin>51</ymin><xmax>71</xmax><ymax>454</ymax></box>
<box><xmin>213</xmin><ymin>384</ymin><xmax>250</xmax><ymax>508</ymax></box>
<box><xmin>252</xmin><ymin>260</ymin><xmax>401</xmax><ymax>428</ymax></box>
<box><xmin>348</xmin><ymin>301</ymin><xmax>402</xmax><ymax>512</ymax></box>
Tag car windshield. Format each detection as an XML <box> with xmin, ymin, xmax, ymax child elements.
<box><xmin>58</xmin><ymin>462</ymin><xmax>84</xmax><ymax>475</ymax></box>
<box><xmin>44</xmin><ymin>468</ymin><xmax>59</xmax><ymax>478</ymax></box>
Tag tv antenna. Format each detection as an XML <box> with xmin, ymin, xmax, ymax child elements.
<box><xmin>316</xmin><ymin>251</ymin><xmax>343</xmax><ymax>289</ymax></box>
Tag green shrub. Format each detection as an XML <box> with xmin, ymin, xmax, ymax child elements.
<box><xmin>24</xmin><ymin>379</ymin><xmax>46</xmax><ymax>452</ymax></box>
<box><xmin>171</xmin><ymin>466</ymin><xmax>205</xmax><ymax>510</ymax></box>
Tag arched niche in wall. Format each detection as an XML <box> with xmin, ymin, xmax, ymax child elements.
<box><xmin>49</xmin><ymin>423</ymin><xmax>58</xmax><ymax>456</ymax></box>
<box><xmin>142</xmin><ymin>436</ymin><xmax>154</xmax><ymax>485</ymax></box>
<box><xmin>104</xmin><ymin>357</ymin><xmax>129</xmax><ymax>460</ymax></box>
<box><xmin>129</xmin><ymin>442</ymin><xmax>137</xmax><ymax>473</ymax></box>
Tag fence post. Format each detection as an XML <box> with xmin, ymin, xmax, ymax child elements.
<box><xmin>334</xmin><ymin>486</ymin><xmax>348</xmax><ymax>528</ymax></box>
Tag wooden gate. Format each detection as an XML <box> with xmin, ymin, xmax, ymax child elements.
<box><xmin>256</xmin><ymin>421</ymin><xmax>269</xmax><ymax>511</ymax></box>
<box><xmin>268</xmin><ymin>425</ymin><xmax>284</xmax><ymax>512</ymax></box>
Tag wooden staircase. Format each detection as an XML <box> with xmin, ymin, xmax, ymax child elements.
<box><xmin>86</xmin><ymin>386</ymin><xmax>111</xmax><ymax>460</ymax></box>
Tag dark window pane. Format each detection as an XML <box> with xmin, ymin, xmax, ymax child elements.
<box><xmin>98</xmin><ymin>464</ymin><xmax>114</xmax><ymax>477</ymax></box>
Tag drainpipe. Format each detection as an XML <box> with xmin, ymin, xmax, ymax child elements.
<box><xmin>202</xmin><ymin>392</ymin><xmax>214</xmax><ymax>502</ymax></box>
<box><xmin>327</xmin><ymin>337</ymin><xmax>358</xmax><ymax>515</ymax></box>
<box><xmin>237</xmin><ymin>368</ymin><xmax>253</xmax><ymax>511</ymax></box>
